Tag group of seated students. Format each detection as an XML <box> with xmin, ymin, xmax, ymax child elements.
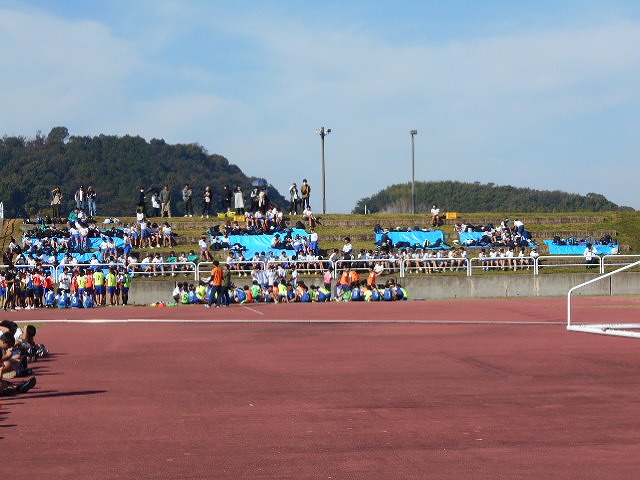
<box><xmin>551</xmin><ymin>234</ymin><xmax>617</xmax><ymax>248</ymax></box>
<box><xmin>476</xmin><ymin>247</ymin><xmax>538</xmax><ymax>271</ymax></box>
<box><xmin>171</xmin><ymin>280</ymin><xmax>331</xmax><ymax>305</ymax></box>
<box><xmin>401</xmin><ymin>247</ymin><xmax>468</xmax><ymax>273</ymax></box>
<box><xmin>455</xmin><ymin>218</ymin><xmax>535</xmax><ymax>249</ymax></box>
<box><xmin>335</xmin><ymin>266</ymin><xmax>408</xmax><ymax>301</ymax></box>
<box><xmin>170</xmin><ymin>277</ymin><xmax>409</xmax><ymax>305</ymax></box>
<box><xmin>0</xmin><ymin>320</ymin><xmax>44</xmax><ymax>396</ymax></box>
<box><xmin>214</xmin><ymin>203</ymin><xmax>318</xmax><ymax>233</ymax></box>
<box><xmin>224</xmin><ymin>248</ymin><xmax>327</xmax><ymax>275</ymax></box>
<box><xmin>0</xmin><ymin>264</ymin><xmax>133</xmax><ymax>310</ymax></box>
<box><xmin>13</xmin><ymin>211</ymin><xmax>178</xmax><ymax>271</ymax></box>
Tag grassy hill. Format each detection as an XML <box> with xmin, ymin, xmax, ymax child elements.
<box><xmin>353</xmin><ymin>181</ymin><xmax>634</xmax><ymax>214</ymax></box>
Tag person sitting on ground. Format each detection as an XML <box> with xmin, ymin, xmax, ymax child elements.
<box><xmin>0</xmin><ymin>332</ymin><xmax>25</xmax><ymax>382</ymax></box>
<box><xmin>162</xmin><ymin>222</ymin><xmax>174</xmax><ymax>247</ymax></box>
<box><xmin>188</xmin><ymin>284</ymin><xmax>201</xmax><ymax>304</ymax></box>
<box><xmin>302</xmin><ymin>205</ymin><xmax>316</xmax><ymax>228</ymax></box>
<box><xmin>584</xmin><ymin>243</ymin><xmax>599</xmax><ymax>269</ymax></box>
<box><xmin>271</xmin><ymin>234</ymin><xmax>284</xmax><ymax>249</ymax></box>
<box><xmin>17</xmin><ymin>324</ymin><xmax>46</xmax><ymax>362</ymax></box>
<box><xmin>199</xmin><ymin>236</ymin><xmax>212</xmax><ymax>262</ymax></box>
<box><xmin>342</xmin><ymin>237</ymin><xmax>353</xmax><ymax>260</ymax></box>
<box><xmin>431</xmin><ymin>204</ymin><xmax>444</xmax><ymax>227</ymax></box>
<box><xmin>0</xmin><ymin>334</ymin><xmax>36</xmax><ymax>396</ymax></box>
<box><xmin>276</xmin><ymin>280</ymin><xmax>290</xmax><ymax>303</ymax></box>
<box><xmin>172</xmin><ymin>282</ymin><xmax>183</xmax><ymax>304</ymax></box>
<box><xmin>233</xmin><ymin>285</ymin><xmax>248</xmax><ymax>304</ymax></box>
<box><xmin>56</xmin><ymin>288</ymin><xmax>70</xmax><ymax>308</ymax></box>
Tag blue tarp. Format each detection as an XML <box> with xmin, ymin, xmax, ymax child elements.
<box><xmin>459</xmin><ymin>231</ymin><xmax>487</xmax><ymax>244</ymax></box>
<box><xmin>543</xmin><ymin>240</ymin><xmax>618</xmax><ymax>255</ymax></box>
<box><xmin>375</xmin><ymin>230</ymin><xmax>449</xmax><ymax>250</ymax></box>
<box><xmin>216</xmin><ymin>229</ymin><xmax>310</xmax><ymax>259</ymax></box>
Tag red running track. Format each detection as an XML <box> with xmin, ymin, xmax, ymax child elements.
<box><xmin>3</xmin><ymin>297</ymin><xmax>640</xmax><ymax>479</ymax></box>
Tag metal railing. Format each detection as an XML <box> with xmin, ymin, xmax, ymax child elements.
<box><xmin>402</xmin><ymin>256</ymin><xmax>472</xmax><ymax>276</ymax></box>
<box><xmin>4</xmin><ymin>255</ymin><xmax>640</xmax><ymax>281</ymax></box>
<box><xmin>333</xmin><ymin>258</ymin><xmax>402</xmax><ymax>278</ymax></box>
<box><xmin>534</xmin><ymin>255</ymin><xmax>603</xmax><ymax>274</ymax></box>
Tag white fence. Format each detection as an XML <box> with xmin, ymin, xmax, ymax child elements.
<box><xmin>2</xmin><ymin>255</ymin><xmax>640</xmax><ymax>281</ymax></box>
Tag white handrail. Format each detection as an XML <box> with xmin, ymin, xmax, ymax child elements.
<box><xmin>567</xmin><ymin>260</ymin><xmax>640</xmax><ymax>328</ymax></box>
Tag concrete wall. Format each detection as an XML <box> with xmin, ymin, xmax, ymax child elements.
<box><xmin>127</xmin><ymin>272</ymin><xmax>640</xmax><ymax>305</ymax></box>
<box><xmin>398</xmin><ymin>274</ymin><xmax>613</xmax><ymax>299</ymax></box>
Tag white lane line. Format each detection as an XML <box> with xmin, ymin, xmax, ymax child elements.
<box><xmin>29</xmin><ymin>319</ymin><xmax>565</xmax><ymax>325</ymax></box>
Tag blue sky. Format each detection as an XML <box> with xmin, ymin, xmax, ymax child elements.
<box><xmin>1</xmin><ymin>1</ymin><xmax>639</xmax><ymax>212</ymax></box>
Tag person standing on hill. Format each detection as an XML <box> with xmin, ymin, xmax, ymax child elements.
<box><xmin>137</xmin><ymin>187</ymin><xmax>147</xmax><ymax>217</ymax></box>
<box><xmin>75</xmin><ymin>186</ymin><xmax>86</xmax><ymax>212</ymax></box>
<box><xmin>51</xmin><ymin>187</ymin><xmax>63</xmax><ymax>219</ymax></box>
<box><xmin>222</xmin><ymin>185</ymin><xmax>233</xmax><ymax>213</ymax></box>
<box><xmin>182</xmin><ymin>184</ymin><xmax>193</xmax><ymax>217</ymax></box>
<box><xmin>300</xmin><ymin>179</ymin><xmax>311</xmax><ymax>209</ymax></box>
<box><xmin>150</xmin><ymin>192</ymin><xmax>161</xmax><ymax>218</ymax></box>
<box><xmin>159</xmin><ymin>184</ymin><xmax>172</xmax><ymax>218</ymax></box>
<box><xmin>234</xmin><ymin>185</ymin><xmax>245</xmax><ymax>215</ymax></box>
<box><xmin>250</xmin><ymin>187</ymin><xmax>259</xmax><ymax>213</ymax></box>
<box><xmin>202</xmin><ymin>186</ymin><xmax>212</xmax><ymax>218</ymax></box>
<box><xmin>87</xmin><ymin>186</ymin><xmax>97</xmax><ymax>217</ymax></box>
<box><xmin>258</xmin><ymin>188</ymin><xmax>268</xmax><ymax>214</ymax></box>
<box><xmin>289</xmin><ymin>182</ymin><xmax>301</xmax><ymax>214</ymax></box>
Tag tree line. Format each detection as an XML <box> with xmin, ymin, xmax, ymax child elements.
<box><xmin>352</xmin><ymin>181</ymin><xmax>632</xmax><ymax>214</ymax></box>
<box><xmin>0</xmin><ymin>127</ymin><xmax>286</xmax><ymax>218</ymax></box>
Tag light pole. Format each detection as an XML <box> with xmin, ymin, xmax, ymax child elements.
<box><xmin>410</xmin><ymin>129</ymin><xmax>418</xmax><ymax>214</ymax></box>
<box><xmin>316</xmin><ymin>127</ymin><xmax>331</xmax><ymax>214</ymax></box>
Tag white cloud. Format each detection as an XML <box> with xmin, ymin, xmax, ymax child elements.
<box><xmin>0</xmin><ymin>8</ymin><xmax>141</xmax><ymax>135</ymax></box>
